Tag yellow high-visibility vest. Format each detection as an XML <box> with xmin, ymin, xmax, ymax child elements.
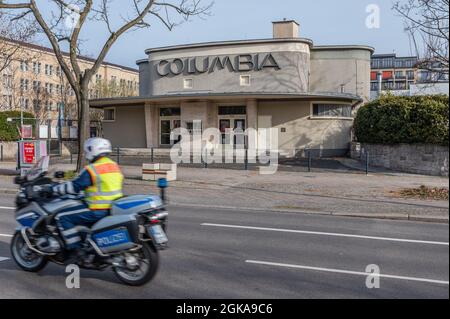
<box><xmin>84</xmin><ymin>157</ymin><xmax>124</xmax><ymax>210</ymax></box>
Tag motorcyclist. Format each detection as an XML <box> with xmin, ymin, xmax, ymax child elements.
<box><xmin>52</xmin><ymin>138</ymin><xmax>124</xmax><ymax>250</ymax></box>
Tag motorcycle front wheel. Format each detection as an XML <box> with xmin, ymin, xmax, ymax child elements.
<box><xmin>10</xmin><ymin>231</ymin><xmax>48</xmax><ymax>272</ymax></box>
<box><xmin>113</xmin><ymin>242</ymin><xmax>159</xmax><ymax>286</ymax></box>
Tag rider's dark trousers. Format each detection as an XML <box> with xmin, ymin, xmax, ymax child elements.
<box><xmin>55</xmin><ymin>202</ymin><xmax>108</xmax><ymax>249</ymax></box>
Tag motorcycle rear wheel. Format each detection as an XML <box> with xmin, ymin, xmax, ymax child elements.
<box><xmin>113</xmin><ymin>243</ymin><xmax>159</xmax><ymax>286</ymax></box>
<box><xmin>10</xmin><ymin>231</ymin><xmax>48</xmax><ymax>272</ymax></box>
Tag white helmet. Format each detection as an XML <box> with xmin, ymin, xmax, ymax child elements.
<box><xmin>84</xmin><ymin>138</ymin><xmax>112</xmax><ymax>161</ymax></box>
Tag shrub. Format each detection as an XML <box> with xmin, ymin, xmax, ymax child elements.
<box><xmin>0</xmin><ymin>111</ymin><xmax>36</xmax><ymax>141</ymax></box>
<box><xmin>354</xmin><ymin>95</ymin><xmax>449</xmax><ymax>145</ymax></box>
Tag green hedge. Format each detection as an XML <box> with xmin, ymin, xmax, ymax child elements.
<box><xmin>0</xmin><ymin>111</ymin><xmax>36</xmax><ymax>141</ymax></box>
<box><xmin>354</xmin><ymin>95</ymin><xmax>449</xmax><ymax>146</ymax></box>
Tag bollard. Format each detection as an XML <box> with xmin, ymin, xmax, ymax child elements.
<box><xmin>244</xmin><ymin>148</ymin><xmax>248</xmax><ymax>170</ymax></box>
<box><xmin>116</xmin><ymin>147</ymin><xmax>120</xmax><ymax>164</ymax></box>
<box><xmin>0</xmin><ymin>144</ymin><xmax>3</xmax><ymax>162</ymax></box>
<box><xmin>204</xmin><ymin>148</ymin><xmax>208</xmax><ymax>169</ymax></box>
<box><xmin>17</xmin><ymin>141</ymin><xmax>20</xmax><ymax>171</ymax></box>
<box><xmin>70</xmin><ymin>152</ymin><xmax>73</xmax><ymax>164</ymax></box>
<box><xmin>308</xmin><ymin>150</ymin><xmax>312</xmax><ymax>172</ymax></box>
<box><xmin>151</xmin><ymin>147</ymin><xmax>154</xmax><ymax>163</ymax></box>
<box><xmin>157</xmin><ymin>178</ymin><xmax>168</xmax><ymax>204</ymax></box>
<box><xmin>366</xmin><ymin>151</ymin><xmax>370</xmax><ymax>175</ymax></box>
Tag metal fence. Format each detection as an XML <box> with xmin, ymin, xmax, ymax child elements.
<box><xmin>58</xmin><ymin>147</ymin><xmax>372</xmax><ymax>174</ymax></box>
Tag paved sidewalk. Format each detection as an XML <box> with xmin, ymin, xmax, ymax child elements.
<box><xmin>1</xmin><ymin>161</ymin><xmax>448</xmax><ymax>222</ymax></box>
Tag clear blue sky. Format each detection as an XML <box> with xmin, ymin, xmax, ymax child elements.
<box><xmin>36</xmin><ymin>0</ymin><xmax>416</xmax><ymax>69</ymax></box>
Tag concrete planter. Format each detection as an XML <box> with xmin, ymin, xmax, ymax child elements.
<box><xmin>351</xmin><ymin>142</ymin><xmax>449</xmax><ymax>177</ymax></box>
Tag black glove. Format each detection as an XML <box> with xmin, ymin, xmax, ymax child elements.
<box><xmin>38</xmin><ymin>185</ymin><xmax>54</xmax><ymax>198</ymax></box>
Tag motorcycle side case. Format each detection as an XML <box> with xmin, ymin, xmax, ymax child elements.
<box><xmin>91</xmin><ymin>214</ymin><xmax>139</xmax><ymax>254</ymax></box>
<box><xmin>110</xmin><ymin>195</ymin><xmax>163</xmax><ymax>216</ymax></box>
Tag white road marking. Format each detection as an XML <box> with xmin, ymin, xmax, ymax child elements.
<box><xmin>201</xmin><ymin>223</ymin><xmax>449</xmax><ymax>246</ymax></box>
<box><xmin>0</xmin><ymin>206</ymin><xmax>14</xmax><ymax>210</ymax></box>
<box><xmin>246</xmin><ymin>260</ymin><xmax>450</xmax><ymax>285</ymax></box>
<box><xmin>0</xmin><ymin>234</ymin><xmax>13</xmax><ymax>238</ymax></box>
<box><xmin>0</xmin><ymin>257</ymin><xmax>10</xmax><ymax>262</ymax></box>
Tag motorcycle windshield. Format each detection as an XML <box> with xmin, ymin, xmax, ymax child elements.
<box><xmin>25</xmin><ymin>156</ymin><xmax>50</xmax><ymax>181</ymax></box>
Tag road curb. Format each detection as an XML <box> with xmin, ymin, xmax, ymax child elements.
<box><xmin>168</xmin><ymin>202</ymin><xmax>449</xmax><ymax>224</ymax></box>
<box><xmin>0</xmin><ymin>188</ymin><xmax>17</xmax><ymax>195</ymax></box>
<box><xmin>0</xmin><ymin>188</ymin><xmax>447</xmax><ymax>223</ymax></box>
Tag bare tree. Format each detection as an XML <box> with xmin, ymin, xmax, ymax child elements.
<box><xmin>0</xmin><ymin>0</ymin><xmax>212</xmax><ymax>170</ymax></box>
<box><xmin>0</xmin><ymin>11</ymin><xmax>37</xmax><ymax>73</ymax></box>
<box><xmin>393</xmin><ymin>0</ymin><xmax>449</xmax><ymax>76</ymax></box>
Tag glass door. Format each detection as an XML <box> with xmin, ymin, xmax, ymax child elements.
<box><xmin>160</xmin><ymin>120</ymin><xmax>171</xmax><ymax>146</ymax></box>
<box><xmin>160</xmin><ymin>119</ymin><xmax>182</xmax><ymax>146</ymax></box>
<box><xmin>219</xmin><ymin>119</ymin><xmax>231</xmax><ymax>144</ymax></box>
<box><xmin>173</xmin><ymin>120</ymin><xmax>181</xmax><ymax>144</ymax></box>
<box><xmin>234</xmin><ymin>119</ymin><xmax>246</xmax><ymax>147</ymax></box>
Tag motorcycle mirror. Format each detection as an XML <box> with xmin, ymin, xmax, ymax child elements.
<box><xmin>54</xmin><ymin>171</ymin><xmax>65</xmax><ymax>179</ymax></box>
<box><xmin>14</xmin><ymin>176</ymin><xmax>24</xmax><ymax>185</ymax></box>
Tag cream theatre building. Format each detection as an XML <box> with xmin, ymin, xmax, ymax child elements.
<box><xmin>91</xmin><ymin>21</ymin><xmax>373</xmax><ymax>157</ymax></box>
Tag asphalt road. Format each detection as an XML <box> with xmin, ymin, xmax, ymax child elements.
<box><xmin>0</xmin><ymin>193</ymin><xmax>448</xmax><ymax>299</ymax></box>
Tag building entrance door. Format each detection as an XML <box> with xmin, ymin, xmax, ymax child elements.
<box><xmin>219</xmin><ymin>117</ymin><xmax>246</xmax><ymax>146</ymax></box>
<box><xmin>160</xmin><ymin>119</ymin><xmax>181</xmax><ymax>146</ymax></box>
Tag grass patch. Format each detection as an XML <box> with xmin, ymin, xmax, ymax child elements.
<box><xmin>396</xmin><ymin>185</ymin><xmax>449</xmax><ymax>201</ymax></box>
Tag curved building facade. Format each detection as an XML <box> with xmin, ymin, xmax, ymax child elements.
<box><xmin>91</xmin><ymin>20</ymin><xmax>373</xmax><ymax>156</ymax></box>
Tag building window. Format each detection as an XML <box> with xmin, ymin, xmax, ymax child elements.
<box><xmin>33</xmin><ymin>81</ymin><xmax>41</xmax><ymax>92</ymax></box>
<box><xmin>240</xmin><ymin>75</ymin><xmax>251</xmax><ymax>86</ymax></box>
<box><xmin>2</xmin><ymin>74</ymin><xmax>12</xmax><ymax>89</ymax></box>
<box><xmin>406</xmin><ymin>70</ymin><xmax>415</xmax><ymax>80</ymax></box>
<box><xmin>2</xmin><ymin>95</ymin><xmax>12</xmax><ymax>109</ymax></box>
<box><xmin>45</xmin><ymin>64</ymin><xmax>53</xmax><ymax>76</ymax></box>
<box><xmin>20</xmin><ymin>78</ymin><xmax>29</xmax><ymax>91</ymax></box>
<box><xmin>33</xmin><ymin>62</ymin><xmax>41</xmax><ymax>74</ymax></box>
<box><xmin>20</xmin><ymin>97</ymin><xmax>29</xmax><ymax>109</ymax></box>
<box><xmin>20</xmin><ymin>61</ymin><xmax>29</xmax><ymax>72</ymax></box>
<box><xmin>218</xmin><ymin>106</ymin><xmax>247</xmax><ymax>115</ymax></box>
<box><xmin>45</xmin><ymin>101</ymin><xmax>54</xmax><ymax>111</ymax></box>
<box><xmin>312</xmin><ymin>104</ymin><xmax>352</xmax><ymax>118</ymax></box>
<box><xmin>104</xmin><ymin>108</ymin><xmax>116</xmax><ymax>121</ymax></box>
<box><xmin>183</xmin><ymin>78</ymin><xmax>193</xmax><ymax>89</ymax></box>
<box><xmin>160</xmin><ymin>107</ymin><xmax>181</xmax><ymax>117</ymax></box>
<box><xmin>395</xmin><ymin>71</ymin><xmax>405</xmax><ymax>79</ymax></box>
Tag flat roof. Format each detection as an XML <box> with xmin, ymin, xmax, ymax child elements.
<box><xmin>312</xmin><ymin>45</ymin><xmax>375</xmax><ymax>53</ymax></box>
<box><xmin>144</xmin><ymin>38</ymin><xmax>314</xmax><ymax>55</ymax></box>
<box><xmin>141</xmin><ymin>39</ymin><xmax>374</xmax><ymax>64</ymax></box>
<box><xmin>90</xmin><ymin>91</ymin><xmax>363</xmax><ymax>108</ymax></box>
<box><xmin>0</xmin><ymin>36</ymin><xmax>139</xmax><ymax>73</ymax></box>
<box><xmin>372</xmin><ymin>53</ymin><xmax>418</xmax><ymax>59</ymax></box>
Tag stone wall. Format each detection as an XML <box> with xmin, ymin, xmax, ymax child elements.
<box><xmin>0</xmin><ymin>141</ymin><xmax>79</xmax><ymax>161</ymax></box>
<box><xmin>351</xmin><ymin>142</ymin><xmax>449</xmax><ymax>177</ymax></box>
<box><xmin>0</xmin><ymin>142</ymin><xmax>18</xmax><ymax>161</ymax></box>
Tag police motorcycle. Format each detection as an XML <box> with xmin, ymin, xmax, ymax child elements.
<box><xmin>10</xmin><ymin>156</ymin><xmax>169</xmax><ymax>286</ymax></box>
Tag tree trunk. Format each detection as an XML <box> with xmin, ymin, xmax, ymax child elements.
<box><xmin>76</xmin><ymin>83</ymin><xmax>90</xmax><ymax>171</ymax></box>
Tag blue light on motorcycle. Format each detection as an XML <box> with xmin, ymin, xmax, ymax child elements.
<box><xmin>157</xmin><ymin>178</ymin><xmax>168</xmax><ymax>189</ymax></box>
